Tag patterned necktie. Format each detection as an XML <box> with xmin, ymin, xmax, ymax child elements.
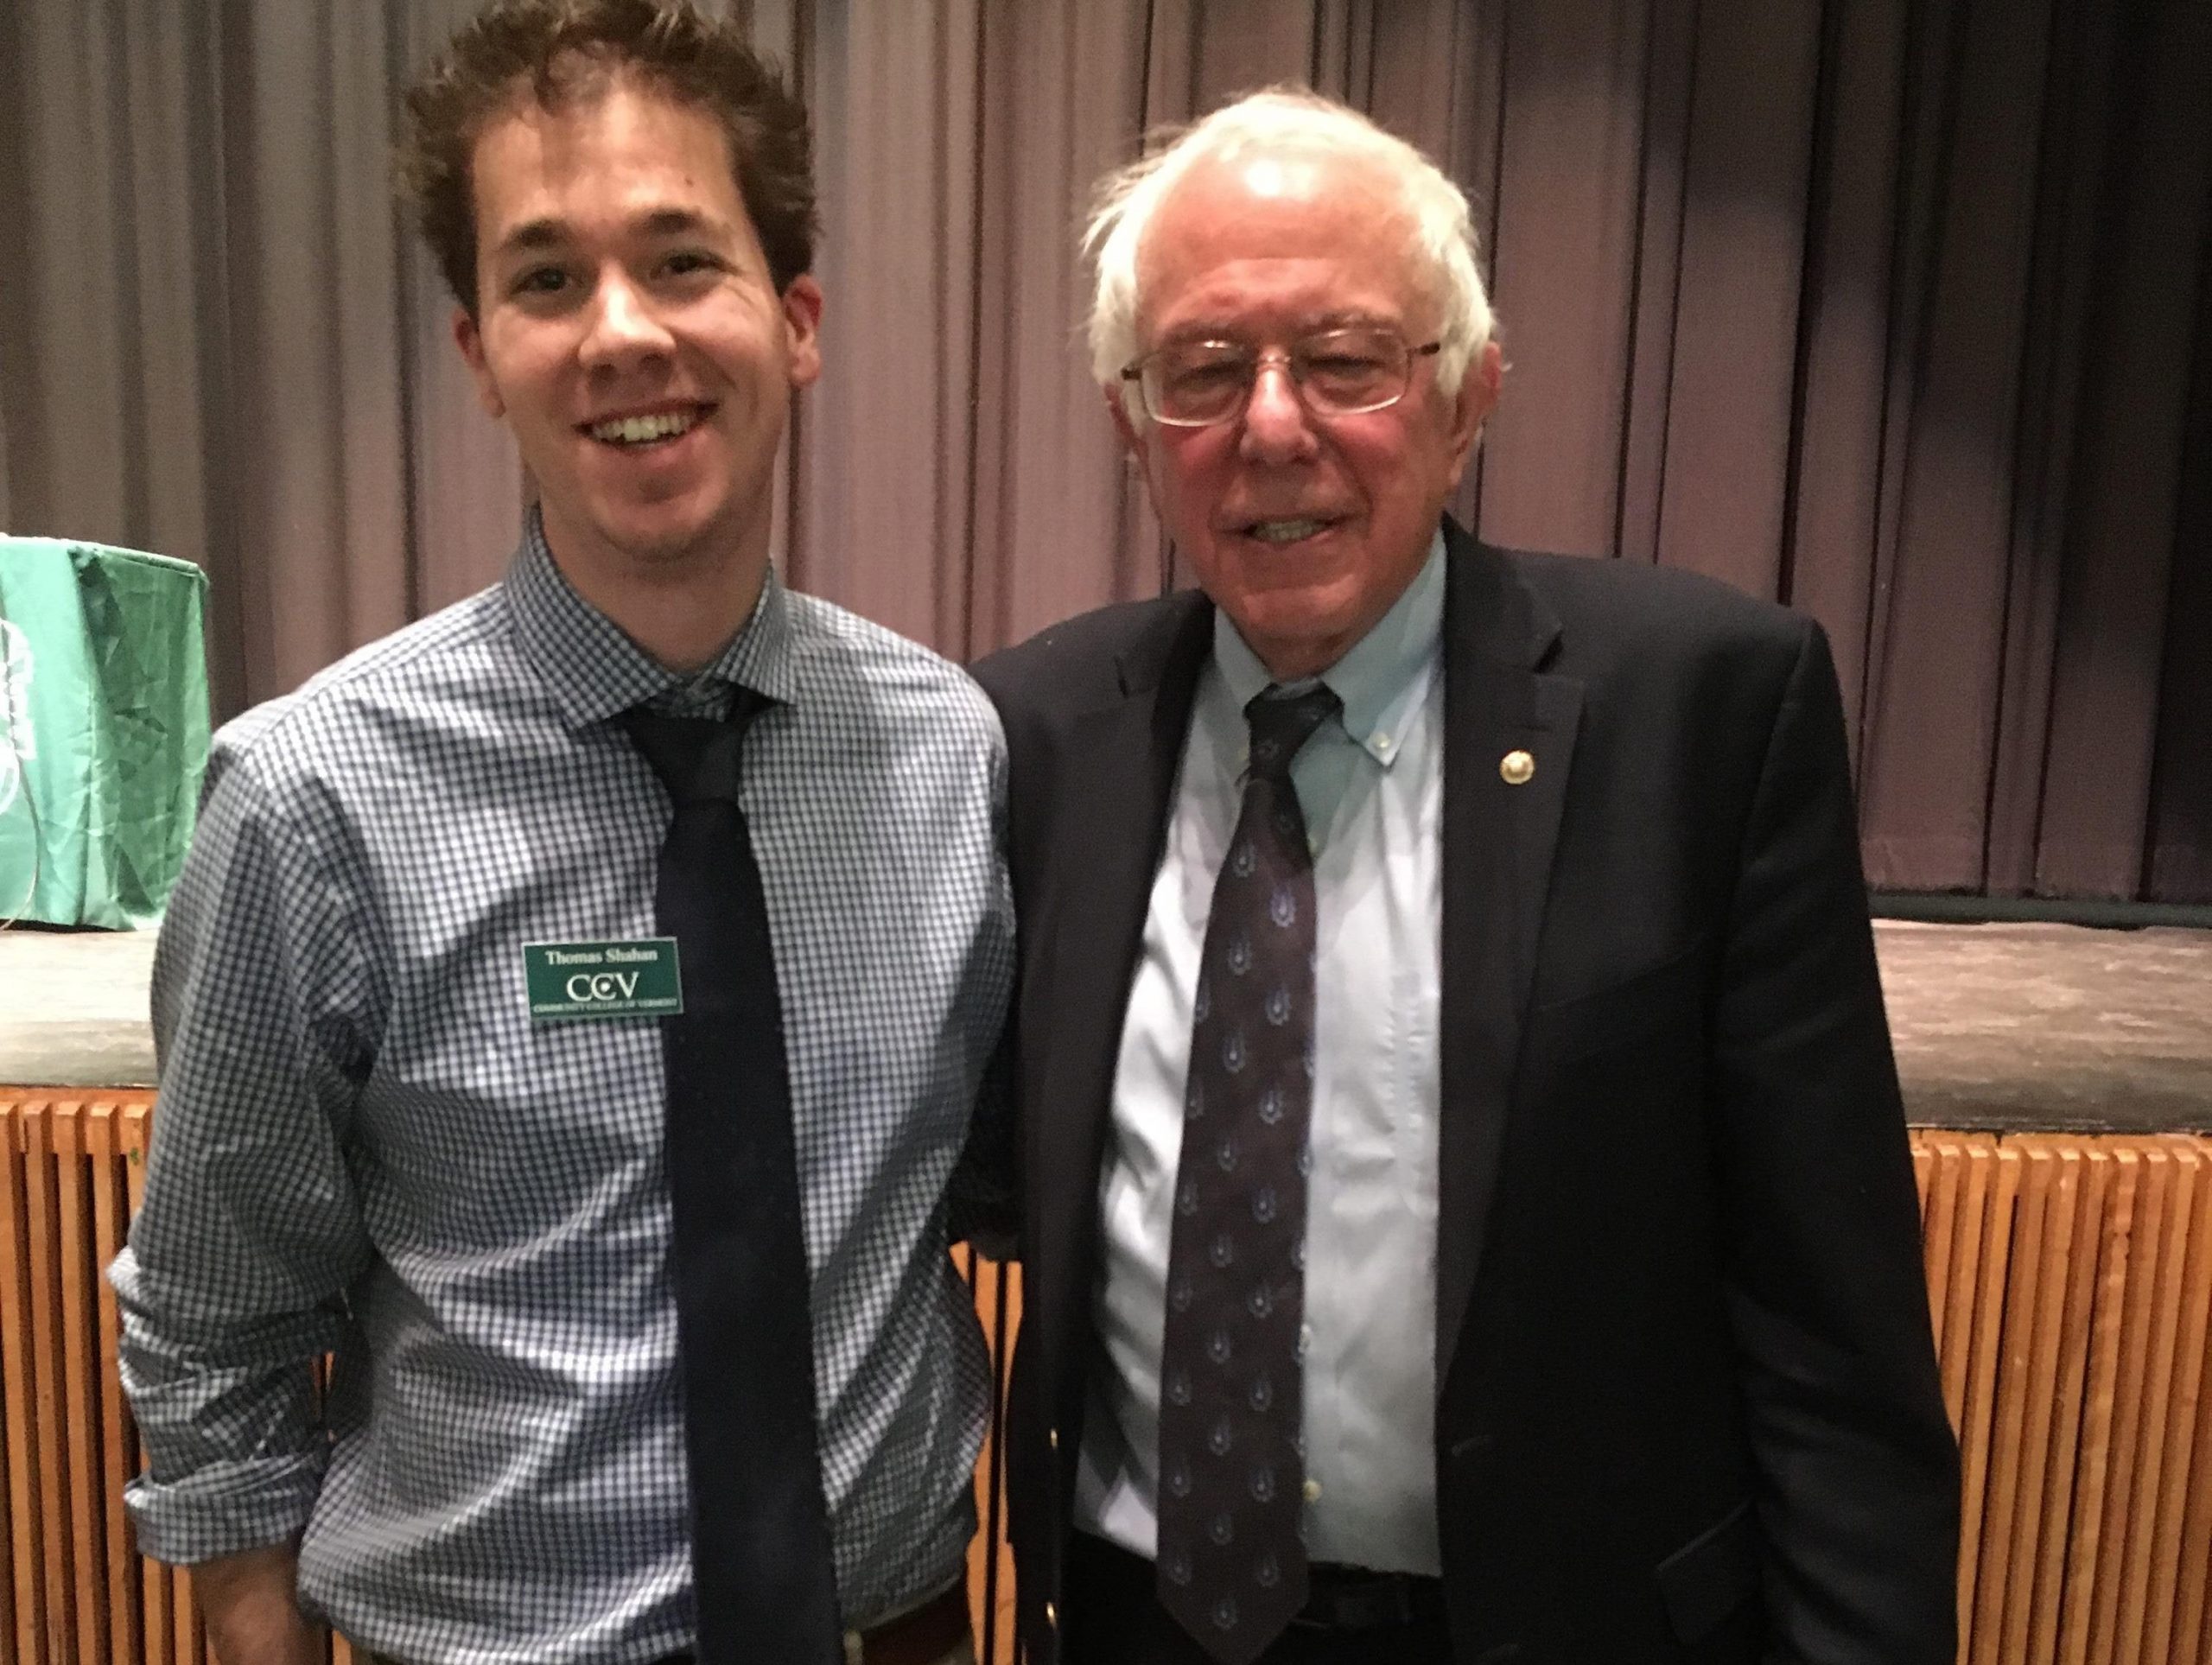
<box><xmin>624</xmin><ymin>700</ymin><xmax>844</xmax><ymax>1665</ymax></box>
<box><xmin>1155</xmin><ymin>683</ymin><xmax>1341</xmax><ymax>1665</ymax></box>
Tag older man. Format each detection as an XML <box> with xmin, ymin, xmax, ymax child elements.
<box><xmin>110</xmin><ymin>5</ymin><xmax>1006</xmax><ymax>1665</ymax></box>
<box><xmin>973</xmin><ymin>91</ymin><xmax>1957</xmax><ymax>1665</ymax></box>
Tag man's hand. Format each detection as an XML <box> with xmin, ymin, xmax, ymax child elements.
<box><xmin>193</xmin><ymin>1543</ymin><xmax>323</xmax><ymax>1665</ymax></box>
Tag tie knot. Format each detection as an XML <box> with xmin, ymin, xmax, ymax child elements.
<box><xmin>1243</xmin><ymin>685</ymin><xmax>1339</xmax><ymax>782</ymax></box>
<box><xmin>622</xmin><ymin>696</ymin><xmax>765</xmax><ymax>806</ymax></box>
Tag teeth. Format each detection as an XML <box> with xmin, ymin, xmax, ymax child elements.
<box><xmin>1249</xmin><ymin>518</ymin><xmax>1328</xmax><ymax>543</ymax></box>
<box><xmin>589</xmin><ymin>410</ymin><xmax>697</xmax><ymax>445</ymax></box>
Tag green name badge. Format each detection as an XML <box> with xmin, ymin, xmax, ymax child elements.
<box><xmin>524</xmin><ymin>938</ymin><xmax>683</xmax><ymax>1021</ymax></box>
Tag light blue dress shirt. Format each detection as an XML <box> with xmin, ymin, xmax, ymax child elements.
<box><xmin>1075</xmin><ymin>532</ymin><xmax>1446</xmax><ymax>1575</ymax></box>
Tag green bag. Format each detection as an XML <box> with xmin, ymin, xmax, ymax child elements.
<box><xmin>0</xmin><ymin>537</ymin><xmax>211</xmax><ymax>928</ymax></box>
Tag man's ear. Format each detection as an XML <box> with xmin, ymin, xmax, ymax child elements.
<box><xmin>1107</xmin><ymin>384</ymin><xmax>1152</xmax><ymax>486</ymax></box>
<box><xmin>453</xmin><ymin>306</ymin><xmax>505</xmax><ymax>420</ymax></box>
<box><xmin>780</xmin><ymin>273</ymin><xmax>824</xmax><ymax>390</ymax></box>
<box><xmin>1442</xmin><ymin>337</ymin><xmax>1503</xmax><ymax>489</ymax></box>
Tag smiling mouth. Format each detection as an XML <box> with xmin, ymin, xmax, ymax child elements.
<box><xmin>1240</xmin><ymin>517</ymin><xmax>1341</xmax><ymax>544</ymax></box>
<box><xmin>584</xmin><ymin>406</ymin><xmax>709</xmax><ymax>447</ymax></box>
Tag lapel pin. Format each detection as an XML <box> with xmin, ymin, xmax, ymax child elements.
<box><xmin>1499</xmin><ymin>748</ymin><xmax>1535</xmax><ymax>786</ymax></box>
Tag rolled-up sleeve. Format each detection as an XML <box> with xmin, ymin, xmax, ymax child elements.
<box><xmin>111</xmin><ymin>731</ymin><xmax>381</xmax><ymax>1564</ymax></box>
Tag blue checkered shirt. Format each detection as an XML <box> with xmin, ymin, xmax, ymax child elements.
<box><xmin>111</xmin><ymin>515</ymin><xmax>1014</xmax><ymax>1663</ymax></box>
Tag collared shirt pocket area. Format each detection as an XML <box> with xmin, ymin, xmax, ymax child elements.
<box><xmin>1654</xmin><ymin>1499</ymin><xmax>1762</xmax><ymax>1644</ymax></box>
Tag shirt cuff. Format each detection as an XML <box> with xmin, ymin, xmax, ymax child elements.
<box><xmin>124</xmin><ymin>1452</ymin><xmax>326</xmax><ymax>1566</ymax></box>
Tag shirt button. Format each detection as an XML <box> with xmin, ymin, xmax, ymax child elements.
<box><xmin>1298</xmin><ymin>1324</ymin><xmax>1313</xmax><ymax>1358</ymax></box>
<box><xmin>1303</xmin><ymin>1478</ymin><xmax>1323</xmax><ymax>1503</ymax></box>
<box><xmin>1376</xmin><ymin>733</ymin><xmax>1394</xmax><ymax>753</ymax></box>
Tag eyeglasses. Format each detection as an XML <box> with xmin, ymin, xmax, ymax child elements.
<box><xmin>1120</xmin><ymin>327</ymin><xmax>1442</xmax><ymax>428</ymax></box>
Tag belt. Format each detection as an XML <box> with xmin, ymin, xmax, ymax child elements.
<box><xmin>1287</xmin><ymin>1562</ymin><xmax>1447</xmax><ymax>1632</ymax></box>
<box><xmin>604</xmin><ymin>1586</ymin><xmax>971</xmax><ymax>1665</ymax></box>
<box><xmin>364</xmin><ymin>1593</ymin><xmax>973</xmax><ymax>1665</ymax></box>
<box><xmin>839</xmin><ymin>1581</ymin><xmax>973</xmax><ymax>1665</ymax></box>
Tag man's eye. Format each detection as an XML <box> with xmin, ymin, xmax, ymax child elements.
<box><xmin>1305</xmin><ymin>353</ymin><xmax>1384</xmax><ymax>376</ymax></box>
<box><xmin>512</xmin><ymin>267</ymin><xmax>569</xmax><ymax>296</ymax></box>
<box><xmin>661</xmin><ymin>250</ymin><xmax>720</xmax><ymax>278</ymax></box>
<box><xmin>1165</xmin><ymin>358</ymin><xmax>1246</xmax><ymax>394</ymax></box>
<box><xmin>1301</xmin><ymin>353</ymin><xmax>1392</xmax><ymax>398</ymax></box>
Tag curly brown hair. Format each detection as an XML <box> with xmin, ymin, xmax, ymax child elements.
<box><xmin>397</xmin><ymin>0</ymin><xmax>817</xmax><ymax>316</ymax></box>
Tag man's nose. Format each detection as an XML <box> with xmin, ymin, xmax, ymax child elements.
<box><xmin>1239</xmin><ymin>358</ymin><xmax>1319</xmax><ymax>463</ymax></box>
<box><xmin>581</xmin><ymin>270</ymin><xmax>674</xmax><ymax>365</ymax></box>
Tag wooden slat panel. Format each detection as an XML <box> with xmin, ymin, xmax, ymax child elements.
<box><xmin>1918</xmin><ymin>1135</ymin><xmax>1957</xmax><ymax>1369</ymax></box>
<box><xmin>2087</xmin><ymin>1147</ymin><xmax>2177</xmax><ymax>1665</ymax></box>
<box><xmin>118</xmin><ymin>1101</ymin><xmax>150</xmax><ymax>1218</ymax></box>
<box><xmin>3</xmin><ymin>1104</ymin><xmax>2202</xmax><ymax>1665</ymax></box>
<box><xmin>2025</xmin><ymin>1142</ymin><xmax>2116</xmax><ymax>1665</ymax></box>
<box><xmin>2096</xmin><ymin>1141</ymin><xmax>2185</xmax><ymax>1662</ymax></box>
<box><xmin>1934</xmin><ymin>1136</ymin><xmax>2002</xmax><ymax>1431</ymax></box>
<box><xmin>53</xmin><ymin>1103</ymin><xmax>113</xmax><ymax>1665</ymax></box>
<box><xmin>2112</xmin><ymin>1142</ymin><xmax>2200</xmax><ymax>1665</ymax></box>
<box><xmin>0</xmin><ymin>1153</ymin><xmax>14</xmax><ymax>1665</ymax></box>
<box><xmin>173</xmin><ymin>1565</ymin><xmax>198</xmax><ymax>1665</ymax></box>
<box><xmin>1955</xmin><ymin>1143</ymin><xmax>2021</xmax><ymax>1656</ymax></box>
<box><xmin>1925</xmin><ymin>1136</ymin><xmax>1982</xmax><ymax>1416</ymax></box>
<box><xmin>1974</xmin><ymin>1142</ymin><xmax>2070</xmax><ymax>1665</ymax></box>
<box><xmin>1</xmin><ymin>1100</ymin><xmax>43</xmax><ymax>1665</ymax></box>
<box><xmin>960</xmin><ymin>1248</ymin><xmax>1021</xmax><ymax>1665</ymax></box>
<box><xmin>2169</xmin><ymin>1224</ymin><xmax>2212</xmax><ymax>1665</ymax></box>
<box><xmin>2136</xmin><ymin>1143</ymin><xmax>2211</xmax><ymax>1665</ymax></box>
<box><xmin>2060</xmin><ymin>1148</ymin><xmax>2143</xmax><ymax>1665</ymax></box>
<box><xmin>1936</xmin><ymin>1133</ymin><xmax>2212</xmax><ymax>1665</ymax></box>
<box><xmin>141</xmin><ymin>1526</ymin><xmax>175</xmax><ymax>1665</ymax></box>
<box><xmin>118</xmin><ymin>1103</ymin><xmax>183</xmax><ymax>1665</ymax></box>
<box><xmin>2189</xmin><ymin>1290</ymin><xmax>2212</xmax><ymax>1665</ymax></box>
<box><xmin>1967</xmin><ymin>1140</ymin><xmax>2042</xmax><ymax>1664</ymax></box>
<box><xmin>21</xmin><ymin>1103</ymin><xmax>82</xmax><ymax>1665</ymax></box>
<box><xmin>86</xmin><ymin>1102</ymin><xmax>145</xmax><ymax>1665</ymax></box>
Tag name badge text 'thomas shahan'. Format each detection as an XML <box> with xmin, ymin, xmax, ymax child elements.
<box><xmin>524</xmin><ymin>938</ymin><xmax>683</xmax><ymax>1021</ymax></box>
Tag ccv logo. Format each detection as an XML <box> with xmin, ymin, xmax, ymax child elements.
<box><xmin>0</xmin><ymin>620</ymin><xmax>34</xmax><ymax>819</ymax></box>
<box><xmin>566</xmin><ymin>971</ymin><xmax>641</xmax><ymax>1002</ymax></box>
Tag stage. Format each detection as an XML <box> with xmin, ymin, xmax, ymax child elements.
<box><xmin>7</xmin><ymin>919</ymin><xmax>2208</xmax><ymax>1130</ymax></box>
<box><xmin>1874</xmin><ymin>921</ymin><xmax>2211</xmax><ymax>1131</ymax></box>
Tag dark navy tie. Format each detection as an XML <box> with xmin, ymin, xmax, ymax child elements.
<box><xmin>625</xmin><ymin>698</ymin><xmax>842</xmax><ymax>1665</ymax></box>
<box><xmin>1155</xmin><ymin>684</ymin><xmax>1340</xmax><ymax>1664</ymax></box>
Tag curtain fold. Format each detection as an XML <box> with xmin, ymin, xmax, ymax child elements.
<box><xmin>1</xmin><ymin>0</ymin><xmax>2204</xmax><ymax>900</ymax></box>
<box><xmin>963</xmin><ymin>0</ymin><xmax>1168</xmax><ymax>652</ymax></box>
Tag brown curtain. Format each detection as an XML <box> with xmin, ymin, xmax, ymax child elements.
<box><xmin>2</xmin><ymin>0</ymin><xmax>2205</xmax><ymax>901</ymax></box>
<box><xmin>0</xmin><ymin>0</ymin><xmax>526</xmax><ymax>719</ymax></box>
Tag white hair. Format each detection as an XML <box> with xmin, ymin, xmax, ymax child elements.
<box><xmin>1084</xmin><ymin>87</ymin><xmax>1496</xmax><ymax>401</ymax></box>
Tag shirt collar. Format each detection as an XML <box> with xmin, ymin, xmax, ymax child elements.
<box><xmin>502</xmin><ymin>506</ymin><xmax>802</xmax><ymax>728</ymax></box>
<box><xmin>1211</xmin><ymin>526</ymin><xmax>1445</xmax><ymax>767</ymax></box>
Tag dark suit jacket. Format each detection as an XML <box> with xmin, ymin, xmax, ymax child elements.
<box><xmin>970</xmin><ymin>518</ymin><xmax>1960</xmax><ymax>1664</ymax></box>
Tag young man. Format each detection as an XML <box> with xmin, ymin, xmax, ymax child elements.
<box><xmin>976</xmin><ymin>91</ymin><xmax>1958</xmax><ymax>1665</ymax></box>
<box><xmin>111</xmin><ymin>6</ymin><xmax>1007</xmax><ymax>1664</ymax></box>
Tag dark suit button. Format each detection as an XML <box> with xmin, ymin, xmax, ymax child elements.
<box><xmin>1471</xmin><ymin>1647</ymin><xmax>1522</xmax><ymax>1664</ymax></box>
<box><xmin>1449</xmin><ymin>1431</ymin><xmax>1495</xmax><ymax>1460</ymax></box>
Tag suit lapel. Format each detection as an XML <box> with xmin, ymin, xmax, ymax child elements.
<box><xmin>1435</xmin><ymin>524</ymin><xmax>1583</xmax><ymax>1389</ymax></box>
<box><xmin>1033</xmin><ymin>595</ymin><xmax>1213</xmax><ymax>1343</ymax></box>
